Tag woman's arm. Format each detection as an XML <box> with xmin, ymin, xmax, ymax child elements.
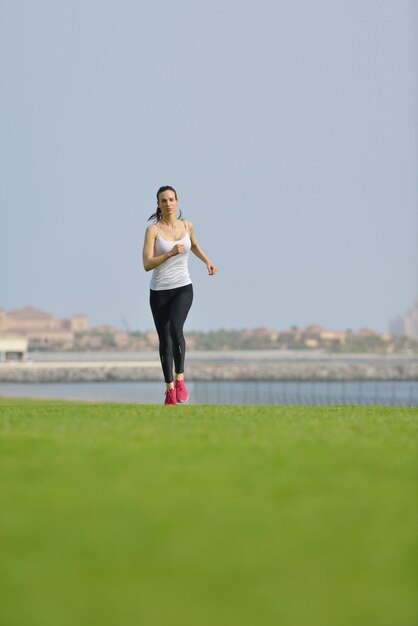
<box><xmin>142</xmin><ymin>225</ymin><xmax>184</xmax><ymax>272</ymax></box>
<box><xmin>189</xmin><ymin>222</ymin><xmax>217</xmax><ymax>276</ymax></box>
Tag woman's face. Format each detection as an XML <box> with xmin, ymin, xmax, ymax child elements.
<box><xmin>158</xmin><ymin>190</ymin><xmax>178</xmax><ymax>218</ymax></box>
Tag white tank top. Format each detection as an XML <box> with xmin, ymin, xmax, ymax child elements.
<box><xmin>150</xmin><ymin>221</ymin><xmax>192</xmax><ymax>291</ymax></box>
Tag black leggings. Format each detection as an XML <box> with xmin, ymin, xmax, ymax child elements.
<box><xmin>149</xmin><ymin>284</ymin><xmax>193</xmax><ymax>383</ymax></box>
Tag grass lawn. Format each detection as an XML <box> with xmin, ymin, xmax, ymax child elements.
<box><xmin>0</xmin><ymin>399</ymin><xmax>417</xmax><ymax>626</ymax></box>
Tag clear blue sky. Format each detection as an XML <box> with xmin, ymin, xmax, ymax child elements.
<box><xmin>1</xmin><ymin>0</ymin><xmax>417</xmax><ymax>333</ymax></box>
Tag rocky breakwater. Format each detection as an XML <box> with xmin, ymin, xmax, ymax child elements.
<box><xmin>1</xmin><ymin>359</ymin><xmax>417</xmax><ymax>382</ymax></box>
<box><xmin>188</xmin><ymin>362</ymin><xmax>418</xmax><ymax>381</ymax></box>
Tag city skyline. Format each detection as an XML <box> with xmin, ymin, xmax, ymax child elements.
<box><xmin>1</xmin><ymin>1</ymin><xmax>417</xmax><ymax>333</ymax></box>
<box><xmin>1</xmin><ymin>300</ymin><xmax>417</xmax><ymax>337</ymax></box>
<box><xmin>2</xmin><ymin>302</ymin><xmax>418</xmax><ymax>358</ymax></box>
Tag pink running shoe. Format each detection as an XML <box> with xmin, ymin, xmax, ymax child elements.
<box><xmin>164</xmin><ymin>387</ymin><xmax>177</xmax><ymax>405</ymax></box>
<box><xmin>175</xmin><ymin>379</ymin><xmax>189</xmax><ymax>404</ymax></box>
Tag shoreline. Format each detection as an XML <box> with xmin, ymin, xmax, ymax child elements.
<box><xmin>1</xmin><ymin>360</ymin><xmax>417</xmax><ymax>382</ymax></box>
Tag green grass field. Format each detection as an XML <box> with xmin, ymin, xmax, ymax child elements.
<box><xmin>0</xmin><ymin>399</ymin><xmax>417</xmax><ymax>626</ymax></box>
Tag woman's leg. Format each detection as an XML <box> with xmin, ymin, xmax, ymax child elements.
<box><xmin>149</xmin><ymin>289</ymin><xmax>174</xmax><ymax>385</ymax></box>
<box><xmin>169</xmin><ymin>284</ymin><xmax>194</xmax><ymax>377</ymax></box>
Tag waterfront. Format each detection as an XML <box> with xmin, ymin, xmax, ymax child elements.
<box><xmin>1</xmin><ymin>350</ymin><xmax>417</xmax><ymax>383</ymax></box>
<box><xmin>0</xmin><ymin>380</ymin><xmax>417</xmax><ymax>406</ymax></box>
<box><xmin>1</xmin><ymin>350</ymin><xmax>417</xmax><ymax>405</ymax></box>
<box><xmin>25</xmin><ymin>349</ymin><xmax>418</xmax><ymax>366</ymax></box>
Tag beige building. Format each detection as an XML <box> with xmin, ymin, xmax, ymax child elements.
<box><xmin>301</xmin><ymin>325</ymin><xmax>347</xmax><ymax>347</ymax></box>
<box><xmin>0</xmin><ymin>306</ymin><xmax>88</xmax><ymax>349</ymax></box>
<box><xmin>0</xmin><ymin>337</ymin><xmax>28</xmax><ymax>361</ymax></box>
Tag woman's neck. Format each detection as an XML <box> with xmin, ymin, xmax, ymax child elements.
<box><xmin>160</xmin><ymin>216</ymin><xmax>177</xmax><ymax>228</ymax></box>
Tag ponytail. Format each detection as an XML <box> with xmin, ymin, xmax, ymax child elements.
<box><xmin>148</xmin><ymin>206</ymin><xmax>163</xmax><ymax>222</ymax></box>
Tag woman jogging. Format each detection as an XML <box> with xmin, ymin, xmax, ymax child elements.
<box><xmin>142</xmin><ymin>185</ymin><xmax>217</xmax><ymax>405</ymax></box>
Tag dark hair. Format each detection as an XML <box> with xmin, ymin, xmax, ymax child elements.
<box><xmin>148</xmin><ymin>185</ymin><xmax>183</xmax><ymax>222</ymax></box>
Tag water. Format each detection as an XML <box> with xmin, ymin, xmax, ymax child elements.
<box><xmin>0</xmin><ymin>380</ymin><xmax>417</xmax><ymax>406</ymax></box>
<box><xmin>3</xmin><ymin>351</ymin><xmax>417</xmax><ymax>405</ymax></box>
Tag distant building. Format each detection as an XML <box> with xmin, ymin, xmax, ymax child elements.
<box><xmin>0</xmin><ymin>337</ymin><xmax>28</xmax><ymax>361</ymax></box>
<box><xmin>319</xmin><ymin>330</ymin><xmax>346</xmax><ymax>346</ymax></box>
<box><xmin>389</xmin><ymin>299</ymin><xmax>418</xmax><ymax>339</ymax></box>
<box><xmin>404</xmin><ymin>299</ymin><xmax>418</xmax><ymax>339</ymax></box>
<box><xmin>389</xmin><ymin>315</ymin><xmax>405</xmax><ymax>336</ymax></box>
<box><xmin>303</xmin><ymin>325</ymin><xmax>325</xmax><ymax>337</ymax></box>
<box><xmin>0</xmin><ymin>306</ymin><xmax>88</xmax><ymax>349</ymax></box>
<box><xmin>357</xmin><ymin>327</ymin><xmax>380</xmax><ymax>337</ymax></box>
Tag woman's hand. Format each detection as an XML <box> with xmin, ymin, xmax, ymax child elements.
<box><xmin>207</xmin><ymin>262</ymin><xmax>217</xmax><ymax>276</ymax></box>
<box><xmin>170</xmin><ymin>244</ymin><xmax>185</xmax><ymax>256</ymax></box>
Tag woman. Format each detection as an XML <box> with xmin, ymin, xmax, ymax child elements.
<box><xmin>142</xmin><ymin>185</ymin><xmax>217</xmax><ymax>405</ymax></box>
